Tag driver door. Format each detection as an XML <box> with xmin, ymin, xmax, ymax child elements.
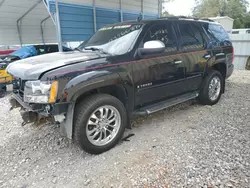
<box><xmin>133</xmin><ymin>21</ymin><xmax>186</xmax><ymax>107</ymax></box>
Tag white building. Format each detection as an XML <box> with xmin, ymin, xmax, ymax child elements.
<box><xmin>209</xmin><ymin>16</ymin><xmax>234</xmax><ymax>33</ymax></box>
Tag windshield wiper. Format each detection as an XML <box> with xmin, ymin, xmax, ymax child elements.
<box><xmin>84</xmin><ymin>47</ymin><xmax>110</xmax><ymax>55</ymax></box>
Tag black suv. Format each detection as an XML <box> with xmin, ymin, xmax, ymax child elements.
<box><xmin>7</xmin><ymin>17</ymin><xmax>234</xmax><ymax>154</ymax></box>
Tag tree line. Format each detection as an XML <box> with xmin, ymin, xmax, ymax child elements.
<box><xmin>162</xmin><ymin>0</ymin><xmax>250</xmax><ymax>29</ymax></box>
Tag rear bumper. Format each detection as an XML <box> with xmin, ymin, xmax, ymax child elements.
<box><xmin>226</xmin><ymin>64</ymin><xmax>234</xmax><ymax>79</ymax></box>
<box><xmin>10</xmin><ymin>93</ymin><xmax>70</xmax><ymax>116</ymax></box>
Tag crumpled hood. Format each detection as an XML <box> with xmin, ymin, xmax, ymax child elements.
<box><xmin>7</xmin><ymin>51</ymin><xmax>101</xmax><ymax>80</ymax></box>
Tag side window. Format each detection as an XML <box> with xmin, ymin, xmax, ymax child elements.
<box><xmin>178</xmin><ymin>22</ymin><xmax>204</xmax><ymax>50</ymax></box>
<box><xmin>46</xmin><ymin>45</ymin><xmax>59</xmax><ymax>53</ymax></box>
<box><xmin>36</xmin><ymin>46</ymin><xmax>46</xmax><ymax>55</ymax></box>
<box><xmin>143</xmin><ymin>22</ymin><xmax>177</xmax><ymax>52</ymax></box>
<box><xmin>203</xmin><ymin>23</ymin><xmax>231</xmax><ymax>47</ymax></box>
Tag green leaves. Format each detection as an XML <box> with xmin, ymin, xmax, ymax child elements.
<box><xmin>192</xmin><ymin>0</ymin><xmax>249</xmax><ymax>28</ymax></box>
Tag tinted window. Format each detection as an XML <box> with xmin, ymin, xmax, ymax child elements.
<box><xmin>46</xmin><ymin>45</ymin><xmax>58</xmax><ymax>53</ymax></box>
<box><xmin>143</xmin><ymin>22</ymin><xmax>177</xmax><ymax>52</ymax></box>
<box><xmin>209</xmin><ymin>24</ymin><xmax>230</xmax><ymax>41</ymax></box>
<box><xmin>178</xmin><ymin>22</ymin><xmax>204</xmax><ymax>50</ymax></box>
<box><xmin>203</xmin><ymin>23</ymin><xmax>231</xmax><ymax>46</ymax></box>
<box><xmin>35</xmin><ymin>45</ymin><xmax>46</xmax><ymax>55</ymax></box>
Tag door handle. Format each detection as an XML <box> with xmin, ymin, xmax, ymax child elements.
<box><xmin>215</xmin><ymin>53</ymin><xmax>225</xmax><ymax>56</ymax></box>
<box><xmin>174</xmin><ymin>60</ymin><xmax>182</xmax><ymax>64</ymax></box>
<box><xmin>204</xmin><ymin>54</ymin><xmax>211</xmax><ymax>59</ymax></box>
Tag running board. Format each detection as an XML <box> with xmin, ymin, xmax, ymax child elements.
<box><xmin>134</xmin><ymin>92</ymin><xmax>199</xmax><ymax>116</ymax></box>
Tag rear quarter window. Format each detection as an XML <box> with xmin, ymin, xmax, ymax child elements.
<box><xmin>203</xmin><ymin>23</ymin><xmax>231</xmax><ymax>47</ymax></box>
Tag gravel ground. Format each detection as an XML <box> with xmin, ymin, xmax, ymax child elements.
<box><xmin>0</xmin><ymin>70</ymin><xmax>249</xmax><ymax>188</ymax></box>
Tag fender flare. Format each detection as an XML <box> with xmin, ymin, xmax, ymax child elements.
<box><xmin>64</xmin><ymin>70</ymin><xmax>123</xmax><ymax>102</ymax></box>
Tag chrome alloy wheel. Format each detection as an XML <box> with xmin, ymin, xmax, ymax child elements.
<box><xmin>86</xmin><ymin>105</ymin><xmax>121</xmax><ymax>146</ymax></box>
<box><xmin>208</xmin><ymin>76</ymin><xmax>221</xmax><ymax>101</ymax></box>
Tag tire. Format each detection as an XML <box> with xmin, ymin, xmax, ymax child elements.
<box><xmin>199</xmin><ymin>70</ymin><xmax>224</xmax><ymax>105</ymax></box>
<box><xmin>73</xmin><ymin>94</ymin><xmax>127</xmax><ymax>154</ymax></box>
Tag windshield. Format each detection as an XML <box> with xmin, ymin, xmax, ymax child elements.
<box><xmin>78</xmin><ymin>24</ymin><xmax>143</xmax><ymax>55</ymax></box>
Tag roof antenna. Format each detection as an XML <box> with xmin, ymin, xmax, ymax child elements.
<box><xmin>137</xmin><ymin>13</ymin><xmax>143</xmax><ymax>21</ymax></box>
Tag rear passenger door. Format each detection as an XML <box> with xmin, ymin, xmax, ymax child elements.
<box><xmin>176</xmin><ymin>21</ymin><xmax>208</xmax><ymax>92</ymax></box>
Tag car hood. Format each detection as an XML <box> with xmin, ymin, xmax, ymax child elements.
<box><xmin>7</xmin><ymin>51</ymin><xmax>102</xmax><ymax>80</ymax></box>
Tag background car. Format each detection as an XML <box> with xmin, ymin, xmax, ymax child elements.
<box><xmin>0</xmin><ymin>44</ymin><xmax>72</xmax><ymax>96</ymax></box>
<box><xmin>0</xmin><ymin>44</ymin><xmax>72</xmax><ymax>63</ymax></box>
<box><xmin>0</xmin><ymin>45</ymin><xmax>20</xmax><ymax>58</ymax></box>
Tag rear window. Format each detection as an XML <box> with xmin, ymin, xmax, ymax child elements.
<box><xmin>203</xmin><ymin>23</ymin><xmax>231</xmax><ymax>46</ymax></box>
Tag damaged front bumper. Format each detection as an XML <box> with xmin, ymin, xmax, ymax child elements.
<box><xmin>10</xmin><ymin>93</ymin><xmax>75</xmax><ymax>139</ymax></box>
<box><xmin>10</xmin><ymin>93</ymin><xmax>70</xmax><ymax>124</ymax></box>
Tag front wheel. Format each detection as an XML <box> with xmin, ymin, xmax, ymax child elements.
<box><xmin>73</xmin><ymin>94</ymin><xmax>127</xmax><ymax>154</ymax></box>
<box><xmin>199</xmin><ymin>70</ymin><xmax>224</xmax><ymax>105</ymax></box>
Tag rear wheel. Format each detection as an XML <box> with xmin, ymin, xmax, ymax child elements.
<box><xmin>74</xmin><ymin>94</ymin><xmax>127</xmax><ymax>154</ymax></box>
<box><xmin>199</xmin><ymin>70</ymin><xmax>223</xmax><ymax>105</ymax></box>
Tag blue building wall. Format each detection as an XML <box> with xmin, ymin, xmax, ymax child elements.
<box><xmin>59</xmin><ymin>4</ymin><xmax>94</xmax><ymax>41</ymax></box>
<box><xmin>96</xmin><ymin>8</ymin><xmax>120</xmax><ymax>30</ymax></box>
<box><xmin>48</xmin><ymin>1</ymin><xmax>158</xmax><ymax>42</ymax></box>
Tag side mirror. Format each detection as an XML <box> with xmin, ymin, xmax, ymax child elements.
<box><xmin>138</xmin><ymin>40</ymin><xmax>165</xmax><ymax>56</ymax></box>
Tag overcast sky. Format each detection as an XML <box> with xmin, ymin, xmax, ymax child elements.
<box><xmin>164</xmin><ymin>0</ymin><xmax>250</xmax><ymax>16</ymax></box>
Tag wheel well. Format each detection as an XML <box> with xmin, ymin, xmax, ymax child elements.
<box><xmin>74</xmin><ymin>85</ymin><xmax>131</xmax><ymax>130</ymax></box>
<box><xmin>212</xmin><ymin>63</ymin><xmax>226</xmax><ymax>78</ymax></box>
<box><xmin>211</xmin><ymin>63</ymin><xmax>226</xmax><ymax>93</ymax></box>
<box><xmin>75</xmin><ymin>85</ymin><xmax>128</xmax><ymax>108</ymax></box>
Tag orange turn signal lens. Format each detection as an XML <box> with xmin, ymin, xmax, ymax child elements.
<box><xmin>49</xmin><ymin>81</ymin><xmax>58</xmax><ymax>103</ymax></box>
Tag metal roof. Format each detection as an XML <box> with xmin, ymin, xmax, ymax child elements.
<box><xmin>0</xmin><ymin>0</ymin><xmax>161</xmax><ymax>46</ymax></box>
<box><xmin>0</xmin><ymin>0</ymin><xmax>56</xmax><ymax>45</ymax></box>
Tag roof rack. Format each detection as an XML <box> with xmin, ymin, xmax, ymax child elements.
<box><xmin>199</xmin><ymin>18</ymin><xmax>214</xmax><ymax>22</ymax></box>
<box><xmin>159</xmin><ymin>16</ymin><xmax>214</xmax><ymax>22</ymax></box>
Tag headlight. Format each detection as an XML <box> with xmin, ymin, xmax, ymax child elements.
<box><xmin>24</xmin><ymin>80</ymin><xmax>58</xmax><ymax>103</ymax></box>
